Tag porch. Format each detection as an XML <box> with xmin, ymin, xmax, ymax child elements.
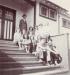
<box><xmin>0</xmin><ymin>0</ymin><xmax>36</xmax><ymax>41</ymax></box>
<box><xmin>0</xmin><ymin>33</ymin><xmax>69</xmax><ymax>75</ymax></box>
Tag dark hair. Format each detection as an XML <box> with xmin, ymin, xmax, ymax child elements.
<box><xmin>48</xmin><ymin>35</ymin><xmax>52</xmax><ymax>41</ymax></box>
<box><xmin>29</xmin><ymin>27</ymin><xmax>34</xmax><ymax>31</ymax></box>
<box><xmin>23</xmin><ymin>34</ymin><xmax>29</xmax><ymax>39</ymax></box>
<box><xmin>22</xmin><ymin>14</ymin><xmax>27</xmax><ymax>17</ymax></box>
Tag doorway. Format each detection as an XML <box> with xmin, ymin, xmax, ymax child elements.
<box><xmin>0</xmin><ymin>5</ymin><xmax>16</xmax><ymax>40</ymax></box>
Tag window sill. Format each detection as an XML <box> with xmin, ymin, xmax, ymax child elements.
<box><xmin>40</xmin><ymin>15</ymin><xmax>57</xmax><ymax>21</ymax></box>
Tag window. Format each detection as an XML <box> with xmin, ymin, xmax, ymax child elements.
<box><xmin>39</xmin><ymin>4</ymin><xmax>57</xmax><ymax>21</ymax></box>
<box><xmin>40</xmin><ymin>5</ymin><xmax>48</xmax><ymax>17</ymax></box>
<box><xmin>49</xmin><ymin>9</ymin><xmax>57</xmax><ymax>20</ymax></box>
<box><xmin>62</xmin><ymin>18</ymin><xmax>70</xmax><ymax>28</ymax></box>
<box><xmin>5</xmin><ymin>10</ymin><xmax>14</xmax><ymax>21</ymax></box>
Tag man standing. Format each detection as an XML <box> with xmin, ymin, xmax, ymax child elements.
<box><xmin>19</xmin><ymin>14</ymin><xmax>27</xmax><ymax>34</ymax></box>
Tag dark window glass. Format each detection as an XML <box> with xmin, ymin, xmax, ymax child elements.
<box><xmin>39</xmin><ymin>4</ymin><xmax>57</xmax><ymax>21</ymax></box>
<box><xmin>5</xmin><ymin>10</ymin><xmax>14</xmax><ymax>20</ymax></box>
<box><xmin>49</xmin><ymin>9</ymin><xmax>57</xmax><ymax>20</ymax></box>
<box><xmin>40</xmin><ymin>5</ymin><xmax>48</xmax><ymax>17</ymax></box>
<box><xmin>62</xmin><ymin>18</ymin><xmax>70</xmax><ymax>28</ymax></box>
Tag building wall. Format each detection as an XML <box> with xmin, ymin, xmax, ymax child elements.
<box><xmin>0</xmin><ymin>0</ymin><xmax>70</xmax><ymax>75</ymax></box>
<box><xmin>59</xmin><ymin>14</ymin><xmax>70</xmax><ymax>34</ymax></box>
<box><xmin>54</xmin><ymin>48</ymin><xmax>70</xmax><ymax>75</ymax></box>
<box><xmin>35</xmin><ymin>1</ymin><xmax>70</xmax><ymax>49</ymax></box>
<box><xmin>35</xmin><ymin>1</ymin><xmax>70</xmax><ymax>75</ymax></box>
<box><xmin>0</xmin><ymin>0</ymin><xmax>34</xmax><ymax>31</ymax></box>
<box><xmin>35</xmin><ymin>1</ymin><xmax>59</xmax><ymax>36</ymax></box>
<box><xmin>59</xmin><ymin>14</ymin><xmax>70</xmax><ymax>49</ymax></box>
<box><xmin>25</xmin><ymin>5</ymin><xmax>34</xmax><ymax>29</ymax></box>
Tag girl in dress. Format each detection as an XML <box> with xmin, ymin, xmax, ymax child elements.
<box><xmin>28</xmin><ymin>27</ymin><xmax>35</xmax><ymax>53</ymax></box>
<box><xmin>13</xmin><ymin>28</ymin><xmax>22</xmax><ymax>47</ymax></box>
<box><xmin>36</xmin><ymin>36</ymin><xmax>47</xmax><ymax>64</ymax></box>
<box><xmin>22</xmin><ymin>34</ymin><xmax>31</xmax><ymax>53</ymax></box>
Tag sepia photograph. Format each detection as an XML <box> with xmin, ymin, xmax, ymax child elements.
<box><xmin>0</xmin><ymin>0</ymin><xmax>70</xmax><ymax>75</ymax></box>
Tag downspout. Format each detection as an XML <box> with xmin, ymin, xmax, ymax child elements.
<box><xmin>58</xmin><ymin>11</ymin><xmax>60</xmax><ymax>34</ymax></box>
<box><xmin>34</xmin><ymin>0</ymin><xmax>36</xmax><ymax>29</ymax></box>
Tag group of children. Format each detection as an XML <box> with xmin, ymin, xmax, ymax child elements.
<box><xmin>13</xmin><ymin>27</ymin><xmax>62</xmax><ymax>65</ymax></box>
<box><xmin>35</xmin><ymin>35</ymin><xmax>62</xmax><ymax>65</ymax></box>
<box><xmin>13</xmin><ymin>27</ymin><xmax>35</xmax><ymax>53</ymax></box>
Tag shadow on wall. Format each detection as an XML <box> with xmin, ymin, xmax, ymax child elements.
<box><xmin>0</xmin><ymin>50</ymin><xmax>24</xmax><ymax>75</ymax></box>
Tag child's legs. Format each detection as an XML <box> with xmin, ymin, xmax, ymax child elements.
<box><xmin>18</xmin><ymin>41</ymin><xmax>22</xmax><ymax>49</ymax></box>
<box><xmin>50</xmin><ymin>52</ymin><xmax>56</xmax><ymax>64</ymax></box>
<box><xmin>29</xmin><ymin>43</ymin><xmax>33</xmax><ymax>53</ymax></box>
<box><xmin>25</xmin><ymin>45</ymin><xmax>30</xmax><ymax>53</ymax></box>
<box><xmin>39</xmin><ymin>50</ymin><xmax>43</xmax><ymax>59</ymax></box>
<box><xmin>43</xmin><ymin>51</ymin><xmax>47</xmax><ymax>63</ymax></box>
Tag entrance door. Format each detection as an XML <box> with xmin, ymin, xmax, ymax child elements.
<box><xmin>0</xmin><ymin>5</ymin><xmax>16</xmax><ymax>40</ymax></box>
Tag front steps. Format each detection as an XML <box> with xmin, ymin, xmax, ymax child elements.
<box><xmin>0</xmin><ymin>40</ymin><xmax>61</xmax><ymax>75</ymax></box>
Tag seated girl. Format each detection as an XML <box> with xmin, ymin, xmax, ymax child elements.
<box><xmin>22</xmin><ymin>34</ymin><xmax>31</xmax><ymax>53</ymax></box>
<box><xmin>28</xmin><ymin>27</ymin><xmax>35</xmax><ymax>53</ymax></box>
<box><xmin>36</xmin><ymin>36</ymin><xmax>47</xmax><ymax>64</ymax></box>
<box><xmin>13</xmin><ymin>28</ymin><xmax>21</xmax><ymax>46</ymax></box>
<box><xmin>17</xmin><ymin>29</ymin><xmax>31</xmax><ymax>51</ymax></box>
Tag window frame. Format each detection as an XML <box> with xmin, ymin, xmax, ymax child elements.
<box><xmin>39</xmin><ymin>3</ymin><xmax>57</xmax><ymax>21</ymax></box>
<box><xmin>49</xmin><ymin>8</ymin><xmax>57</xmax><ymax>21</ymax></box>
<box><xmin>39</xmin><ymin>4</ymin><xmax>49</xmax><ymax>18</ymax></box>
<box><xmin>62</xmin><ymin>18</ymin><xmax>70</xmax><ymax>29</ymax></box>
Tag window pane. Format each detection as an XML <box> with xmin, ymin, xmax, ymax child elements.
<box><xmin>67</xmin><ymin>21</ymin><xmax>70</xmax><ymax>28</ymax></box>
<box><xmin>63</xmin><ymin>19</ymin><xmax>67</xmax><ymax>27</ymax></box>
<box><xmin>5</xmin><ymin>10</ymin><xmax>14</xmax><ymax>20</ymax></box>
<box><xmin>40</xmin><ymin>5</ymin><xmax>48</xmax><ymax>17</ymax></box>
<box><xmin>49</xmin><ymin>9</ymin><xmax>57</xmax><ymax>20</ymax></box>
<box><xmin>62</xmin><ymin>18</ymin><xmax>70</xmax><ymax>28</ymax></box>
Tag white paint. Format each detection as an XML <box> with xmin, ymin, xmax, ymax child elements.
<box><xmin>52</xmin><ymin>34</ymin><xmax>69</xmax><ymax>71</ymax></box>
<box><xmin>35</xmin><ymin>1</ymin><xmax>70</xmax><ymax>49</ymax></box>
<box><xmin>49</xmin><ymin>0</ymin><xmax>70</xmax><ymax>14</ymax></box>
<box><xmin>25</xmin><ymin>4</ymin><xmax>34</xmax><ymax>29</ymax></box>
<box><xmin>35</xmin><ymin>1</ymin><xmax>59</xmax><ymax>36</ymax></box>
<box><xmin>58</xmin><ymin>13</ymin><xmax>70</xmax><ymax>49</ymax></box>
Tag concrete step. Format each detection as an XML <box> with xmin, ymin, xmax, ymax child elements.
<box><xmin>0</xmin><ymin>47</ymin><xmax>20</xmax><ymax>51</ymax></box>
<box><xmin>0</xmin><ymin>52</ymin><xmax>35</xmax><ymax>57</ymax></box>
<box><xmin>0</xmin><ymin>61</ymin><xmax>43</xmax><ymax>68</ymax></box>
<box><xmin>0</xmin><ymin>51</ymin><xmax>32</xmax><ymax>55</ymax></box>
<box><xmin>0</xmin><ymin>50</ymin><xmax>26</xmax><ymax>54</ymax></box>
<box><xmin>0</xmin><ymin>44</ymin><xmax>18</xmax><ymax>48</ymax></box>
<box><xmin>0</xmin><ymin>40</ymin><xmax>14</xmax><ymax>45</ymax></box>
<box><xmin>0</xmin><ymin>57</ymin><xmax>38</xmax><ymax>61</ymax></box>
<box><xmin>0</xmin><ymin>65</ymin><xmax>61</xmax><ymax>74</ymax></box>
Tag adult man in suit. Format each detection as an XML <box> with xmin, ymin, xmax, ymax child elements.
<box><xmin>19</xmin><ymin>14</ymin><xmax>27</xmax><ymax>34</ymax></box>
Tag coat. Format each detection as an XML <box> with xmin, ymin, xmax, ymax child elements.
<box><xmin>19</xmin><ymin>19</ymin><xmax>27</xmax><ymax>32</ymax></box>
